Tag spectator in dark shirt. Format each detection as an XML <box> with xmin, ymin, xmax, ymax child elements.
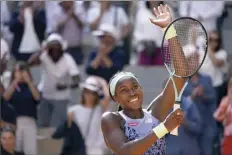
<box><xmin>1</xmin><ymin>126</ymin><xmax>25</xmax><ymax>155</ymax></box>
<box><xmin>3</xmin><ymin>62</ymin><xmax>40</xmax><ymax>155</ymax></box>
<box><xmin>183</xmin><ymin>73</ymin><xmax>217</xmax><ymax>155</ymax></box>
<box><xmin>166</xmin><ymin>97</ymin><xmax>202</xmax><ymax>155</ymax></box>
<box><xmin>9</xmin><ymin>1</ymin><xmax>46</xmax><ymax>61</ymax></box>
<box><xmin>86</xmin><ymin>24</ymin><xmax>125</xmax><ymax>82</ymax></box>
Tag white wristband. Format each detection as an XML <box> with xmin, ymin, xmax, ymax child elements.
<box><xmin>152</xmin><ymin>123</ymin><xmax>169</xmax><ymax>139</ymax></box>
<box><xmin>162</xmin><ymin>25</ymin><xmax>177</xmax><ymax>40</ymax></box>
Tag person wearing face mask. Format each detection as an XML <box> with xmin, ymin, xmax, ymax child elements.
<box><xmin>86</xmin><ymin>24</ymin><xmax>125</xmax><ymax>82</ymax></box>
<box><xmin>1</xmin><ymin>126</ymin><xmax>25</xmax><ymax>155</ymax></box>
<box><xmin>2</xmin><ymin>62</ymin><xmax>40</xmax><ymax>155</ymax></box>
<box><xmin>28</xmin><ymin>33</ymin><xmax>80</xmax><ymax>128</ymax></box>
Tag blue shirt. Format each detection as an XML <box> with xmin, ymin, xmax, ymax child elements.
<box><xmin>9</xmin><ymin>83</ymin><xmax>40</xmax><ymax>119</ymax></box>
<box><xmin>166</xmin><ymin>97</ymin><xmax>202</xmax><ymax>155</ymax></box>
<box><xmin>86</xmin><ymin>47</ymin><xmax>125</xmax><ymax>82</ymax></box>
<box><xmin>1</xmin><ymin>97</ymin><xmax>17</xmax><ymax>125</ymax></box>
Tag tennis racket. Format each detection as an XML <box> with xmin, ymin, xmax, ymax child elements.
<box><xmin>161</xmin><ymin>17</ymin><xmax>208</xmax><ymax>135</ymax></box>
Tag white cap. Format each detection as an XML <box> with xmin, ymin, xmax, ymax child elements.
<box><xmin>43</xmin><ymin>33</ymin><xmax>68</xmax><ymax>50</ymax></box>
<box><xmin>80</xmin><ymin>77</ymin><xmax>102</xmax><ymax>94</ymax></box>
<box><xmin>92</xmin><ymin>24</ymin><xmax>118</xmax><ymax>40</ymax></box>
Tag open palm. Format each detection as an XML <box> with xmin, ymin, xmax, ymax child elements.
<box><xmin>149</xmin><ymin>4</ymin><xmax>172</xmax><ymax>28</ymax></box>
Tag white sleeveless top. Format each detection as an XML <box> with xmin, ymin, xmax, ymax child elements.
<box><xmin>118</xmin><ymin>109</ymin><xmax>166</xmax><ymax>155</ymax></box>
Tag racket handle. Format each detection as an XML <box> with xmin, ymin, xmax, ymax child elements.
<box><xmin>170</xmin><ymin>103</ymin><xmax>180</xmax><ymax>136</ymax></box>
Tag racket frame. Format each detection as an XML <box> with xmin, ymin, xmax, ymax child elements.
<box><xmin>161</xmin><ymin>16</ymin><xmax>208</xmax><ymax>135</ymax></box>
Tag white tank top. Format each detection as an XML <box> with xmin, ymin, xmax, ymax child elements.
<box><xmin>118</xmin><ymin>109</ymin><xmax>166</xmax><ymax>155</ymax></box>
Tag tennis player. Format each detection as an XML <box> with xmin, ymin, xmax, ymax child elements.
<box><xmin>101</xmin><ymin>4</ymin><xmax>187</xmax><ymax>155</ymax></box>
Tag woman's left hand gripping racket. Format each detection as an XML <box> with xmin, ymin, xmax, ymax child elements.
<box><xmin>161</xmin><ymin>16</ymin><xmax>208</xmax><ymax>136</ymax></box>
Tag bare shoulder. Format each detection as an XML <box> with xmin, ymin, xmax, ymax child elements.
<box><xmin>101</xmin><ymin>111</ymin><xmax>128</xmax><ymax>152</ymax></box>
<box><xmin>101</xmin><ymin>111</ymin><xmax>121</xmax><ymax>128</ymax></box>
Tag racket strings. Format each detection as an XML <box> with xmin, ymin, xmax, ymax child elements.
<box><xmin>162</xmin><ymin>18</ymin><xmax>207</xmax><ymax>77</ymax></box>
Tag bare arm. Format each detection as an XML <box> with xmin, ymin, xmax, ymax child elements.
<box><xmin>101</xmin><ymin>112</ymin><xmax>160</xmax><ymax>155</ymax></box>
<box><xmin>89</xmin><ymin>9</ymin><xmax>104</xmax><ymax>30</ymax></box>
<box><xmin>149</xmin><ymin>5</ymin><xmax>188</xmax><ymax>121</ymax></box>
<box><xmin>208</xmin><ymin>50</ymin><xmax>225</xmax><ymax>67</ymax></box>
<box><xmin>3</xmin><ymin>80</ymin><xmax>18</xmax><ymax>101</ymax></box>
<box><xmin>27</xmin><ymin>81</ymin><xmax>40</xmax><ymax>101</ymax></box>
<box><xmin>72</xmin><ymin>13</ymin><xmax>84</xmax><ymax>28</ymax></box>
<box><xmin>27</xmin><ymin>50</ymin><xmax>43</xmax><ymax>67</ymax></box>
<box><xmin>93</xmin><ymin>76</ymin><xmax>110</xmax><ymax>111</ymax></box>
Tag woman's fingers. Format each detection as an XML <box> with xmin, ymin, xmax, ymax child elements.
<box><xmin>153</xmin><ymin>7</ymin><xmax>159</xmax><ymax>17</ymax></box>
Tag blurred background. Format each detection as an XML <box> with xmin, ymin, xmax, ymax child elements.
<box><xmin>0</xmin><ymin>1</ymin><xmax>232</xmax><ymax>155</ymax></box>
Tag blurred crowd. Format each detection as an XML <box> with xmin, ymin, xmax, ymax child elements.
<box><xmin>0</xmin><ymin>1</ymin><xmax>231</xmax><ymax>155</ymax></box>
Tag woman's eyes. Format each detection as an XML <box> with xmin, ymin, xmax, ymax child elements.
<box><xmin>121</xmin><ymin>89</ymin><xmax>128</xmax><ymax>93</ymax></box>
<box><xmin>132</xmin><ymin>85</ymin><xmax>139</xmax><ymax>89</ymax></box>
<box><xmin>120</xmin><ymin>85</ymin><xmax>139</xmax><ymax>93</ymax></box>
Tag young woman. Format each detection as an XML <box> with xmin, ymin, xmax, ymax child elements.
<box><xmin>3</xmin><ymin>62</ymin><xmax>40</xmax><ymax>155</ymax></box>
<box><xmin>101</xmin><ymin>5</ymin><xmax>187</xmax><ymax>155</ymax></box>
<box><xmin>199</xmin><ymin>30</ymin><xmax>228</xmax><ymax>105</ymax></box>
<box><xmin>214</xmin><ymin>78</ymin><xmax>232</xmax><ymax>155</ymax></box>
<box><xmin>68</xmin><ymin>76</ymin><xmax>110</xmax><ymax>155</ymax></box>
<box><xmin>1</xmin><ymin>126</ymin><xmax>25</xmax><ymax>155</ymax></box>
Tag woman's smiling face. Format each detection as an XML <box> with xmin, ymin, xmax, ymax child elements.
<box><xmin>113</xmin><ymin>77</ymin><xmax>143</xmax><ymax>110</ymax></box>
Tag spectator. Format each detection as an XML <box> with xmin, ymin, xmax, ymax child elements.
<box><xmin>67</xmin><ymin>76</ymin><xmax>110</xmax><ymax>155</ymax></box>
<box><xmin>53</xmin><ymin>1</ymin><xmax>84</xmax><ymax>65</ymax></box>
<box><xmin>178</xmin><ymin>1</ymin><xmax>225</xmax><ymax>32</ymax></box>
<box><xmin>88</xmin><ymin>1</ymin><xmax>130</xmax><ymax>40</ymax></box>
<box><xmin>86</xmin><ymin>24</ymin><xmax>125</xmax><ymax>82</ymax></box>
<box><xmin>1</xmin><ymin>126</ymin><xmax>25</xmax><ymax>155</ymax></box>
<box><xmin>133</xmin><ymin>1</ymin><xmax>164</xmax><ymax>66</ymax></box>
<box><xmin>1</xmin><ymin>38</ymin><xmax>11</xmax><ymax>89</ymax></box>
<box><xmin>2</xmin><ymin>62</ymin><xmax>40</xmax><ymax>155</ymax></box>
<box><xmin>44</xmin><ymin>1</ymin><xmax>60</xmax><ymax>35</ymax></box>
<box><xmin>166</xmin><ymin>96</ymin><xmax>202</xmax><ymax>155</ymax></box>
<box><xmin>51</xmin><ymin>118</ymin><xmax>86</xmax><ymax>155</ymax></box>
<box><xmin>199</xmin><ymin>31</ymin><xmax>228</xmax><ymax>106</ymax></box>
<box><xmin>9</xmin><ymin>1</ymin><xmax>46</xmax><ymax>61</ymax></box>
<box><xmin>87</xmin><ymin>1</ymin><xmax>131</xmax><ymax>63</ymax></box>
<box><xmin>28</xmin><ymin>33</ymin><xmax>80</xmax><ymax>127</ymax></box>
<box><xmin>1</xmin><ymin>1</ymin><xmax>12</xmax><ymax>42</ymax></box>
<box><xmin>214</xmin><ymin>78</ymin><xmax>232</xmax><ymax>155</ymax></box>
<box><xmin>76</xmin><ymin>1</ymin><xmax>99</xmax><ymax>51</ymax></box>
<box><xmin>183</xmin><ymin>72</ymin><xmax>217</xmax><ymax>155</ymax></box>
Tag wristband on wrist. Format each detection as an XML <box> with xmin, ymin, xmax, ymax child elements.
<box><xmin>152</xmin><ymin>122</ymin><xmax>169</xmax><ymax>139</ymax></box>
<box><xmin>162</xmin><ymin>25</ymin><xmax>177</xmax><ymax>40</ymax></box>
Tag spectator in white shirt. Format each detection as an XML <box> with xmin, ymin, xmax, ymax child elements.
<box><xmin>87</xmin><ymin>1</ymin><xmax>130</xmax><ymax>44</ymax></box>
<box><xmin>44</xmin><ymin>1</ymin><xmax>60</xmax><ymax>35</ymax></box>
<box><xmin>1</xmin><ymin>38</ymin><xmax>11</xmax><ymax>89</ymax></box>
<box><xmin>199</xmin><ymin>31</ymin><xmax>228</xmax><ymax>105</ymax></box>
<box><xmin>1</xmin><ymin>1</ymin><xmax>12</xmax><ymax>42</ymax></box>
<box><xmin>179</xmin><ymin>1</ymin><xmax>225</xmax><ymax>32</ymax></box>
<box><xmin>133</xmin><ymin>1</ymin><xmax>164</xmax><ymax>66</ymax></box>
<box><xmin>68</xmin><ymin>76</ymin><xmax>110</xmax><ymax>155</ymax></box>
<box><xmin>28</xmin><ymin>33</ymin><xmax>80</xmax><ymax>127</ymax></box>
<box><xmin>53</xmin><ymin>1</ymin><xmax>84</xmax><ymax>65</ymax></box>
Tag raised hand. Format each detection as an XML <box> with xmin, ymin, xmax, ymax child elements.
<box><xmin>149</xmin><ymin>4</ymin><xmax>172</xmax><ymax>28</ymax></box>
<box><xmin>22</xmin><ymin>71</ymin><xmax>31</xmax><ymax>84</ymax></box>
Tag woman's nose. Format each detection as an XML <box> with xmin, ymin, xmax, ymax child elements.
<box><xmin>129</xmin><ymin>89</ymin><xmax>136</xmax><ymax>96</ymax></box>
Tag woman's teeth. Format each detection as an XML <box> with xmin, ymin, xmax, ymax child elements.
<box><xmin>130</xmin><ymin>98</ymin><xmax>138</xmax><ymax>103</ymax></box>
